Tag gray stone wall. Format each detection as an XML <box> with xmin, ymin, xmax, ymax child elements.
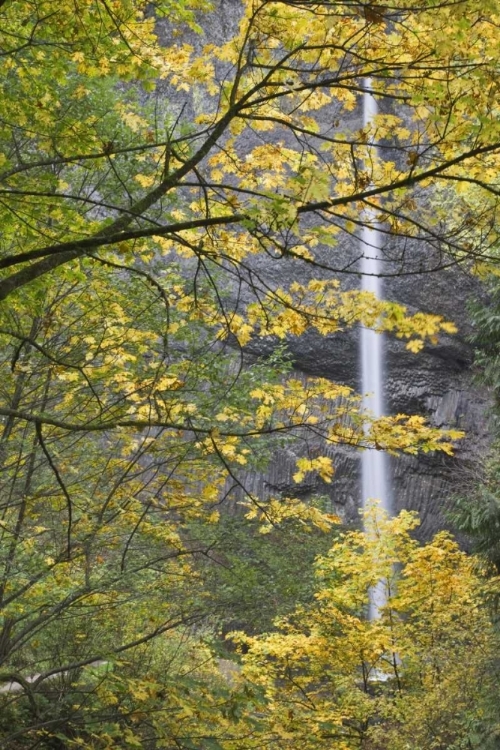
<box><xmin>155</xmin><ymin>2</ymin><xmax>493</xmax><ymax>537</ymax></box>
<box><xmin>238</xmin><ymin>259</ymin><xmax>491</xmax><ymax>537</ymax></box>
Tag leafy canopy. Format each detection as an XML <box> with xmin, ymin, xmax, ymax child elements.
<box><xmin>0</xmin><ymin>0</ymin><xmax>498</xmax><ymax>746</ymax></box>
<box><xmin>237</xmin><ymin>505</ymin><xmax>500</xmax><ymax>750</ymax></box>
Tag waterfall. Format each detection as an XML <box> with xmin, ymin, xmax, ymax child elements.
<box><xmin>360</xmin><ymin>80</ymin><xmax>392</xmax><ymax>619</ymax></box>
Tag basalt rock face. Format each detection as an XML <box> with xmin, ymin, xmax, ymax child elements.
<box><xmin>241</xmin><ymin>261</ymin><xmax>492</xmax><ymax>539</ymax></box>
<box><xmin>156</xmin><ymin>6</ymin><xmax>493</xmax><ymax>538</ymax></box>
<box><xmin>232</xmin><ymin>218</ymin><xmax>493</xmax><ymax>536</ymax></box>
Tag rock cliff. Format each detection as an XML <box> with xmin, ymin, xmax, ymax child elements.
<box><xmin>156</xmin><ymin>3</ymin><xmax>493</xmax><ymax>537</ymax></box>
<box><xmin>242</xmin><ymin>262</ymin><xmax>492</xmax><ymax>538</ymax></box>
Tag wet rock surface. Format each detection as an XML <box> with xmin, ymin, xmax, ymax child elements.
<box><xmin>241</xmin><ymin>263</ymin><xmax>492</xmax><ymax>538</ymax></box>
<box><xmin>155</xmin><ymin>4</ymin><xmax>493</xmax><ymax>537</ymax></box>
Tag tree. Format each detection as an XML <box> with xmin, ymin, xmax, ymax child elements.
<box><xmin>0</xmin><ymin>262</ymin><xmax>459</xmax><ymax>747</ymax></box>
<box><xmin>1</xmin><ymin>0</ymin><xmax>500</xmax><ymax>303</ymax></box>
<box><xmin>451</xmin><ymin>278</ymin><xmax>500</xmax><ymax>574</ymax></box>
<box><xmin>0</xmin><ymin>0</ymin><xmax>496</xmax><ymax>746</ymax></box>
<box><xmin>238</xmin><ymin>504</ymin><xmax>500</xmax><ymax>750</ymax></box>
<box><xmin>187</xmin><ymin>504</ymin><xmax>337</xmax><ymax>638</ymax></box>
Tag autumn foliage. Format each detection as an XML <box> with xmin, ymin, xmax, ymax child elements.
<box><xmin>238</xmin><ymin>506</ymin><xmax>500</xmax><ymax>750</ymax></box>
<box><xmin>0</xmin><ymin>0</ymin><xmax>500</xmax><ymax>747</ymax></box>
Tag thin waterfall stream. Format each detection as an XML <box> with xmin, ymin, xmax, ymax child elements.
<box><xmin>360</xmin><ymin>81</ymin><xmax>392</xmax><ymax>619</ymax></box>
